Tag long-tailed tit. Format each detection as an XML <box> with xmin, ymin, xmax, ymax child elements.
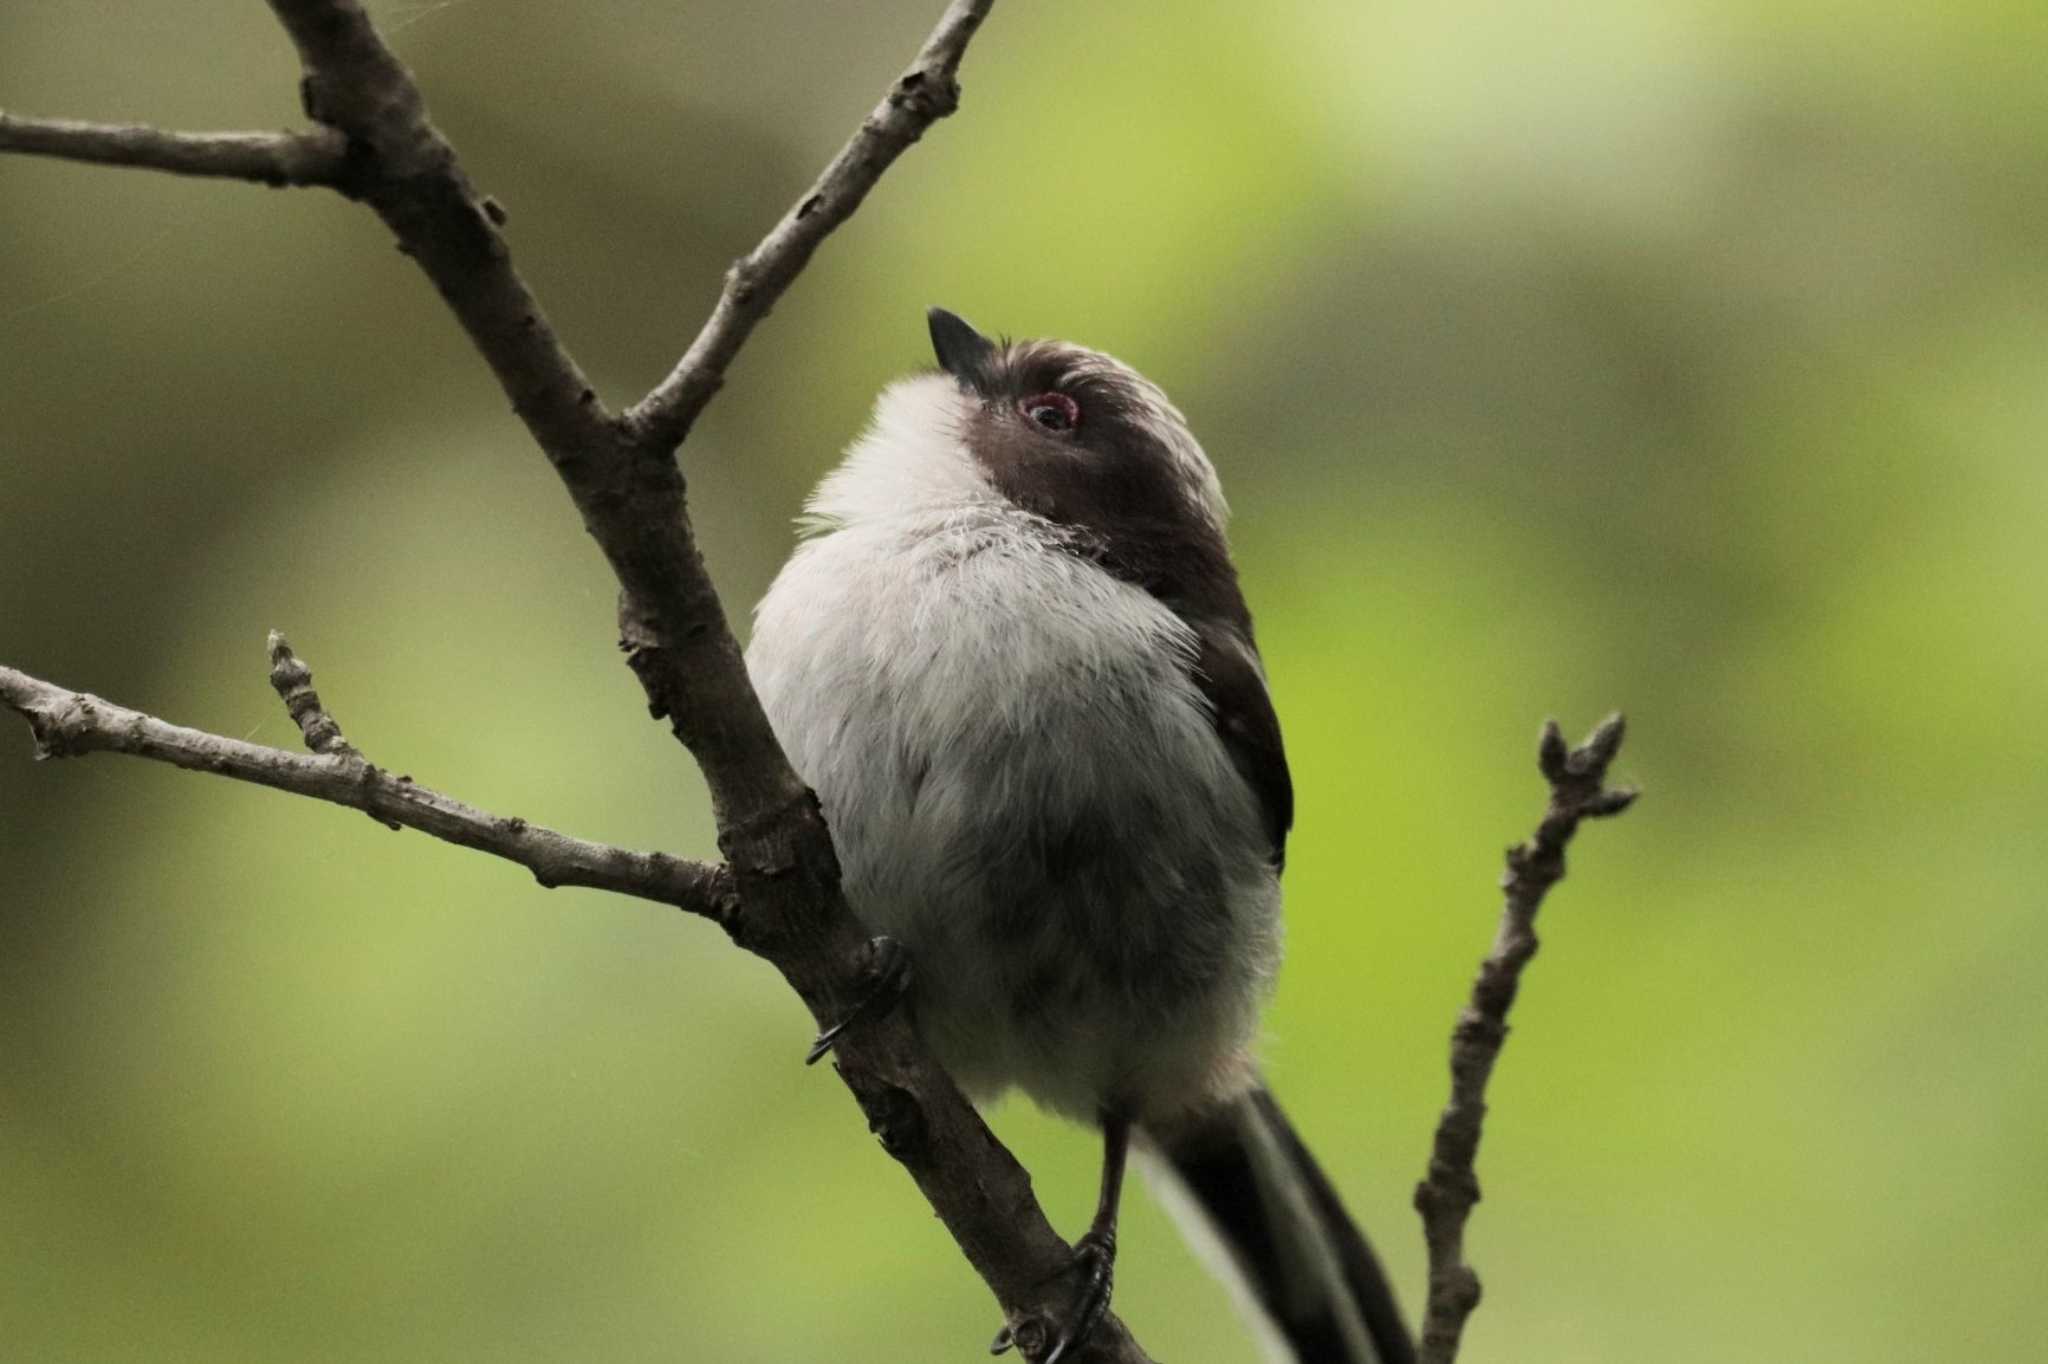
<box><xmin>747</xmin><ymin>310</ymin><xmax>1412</xmax><ymax>1364</ymax></box>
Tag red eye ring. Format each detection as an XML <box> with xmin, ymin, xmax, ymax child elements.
<box><xmin>1019</xmin><ymin>392</ymin><xmax>1080</xmax><ymax>434</ymax></box>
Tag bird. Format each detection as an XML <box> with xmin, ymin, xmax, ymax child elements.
<box><xmin>745</xmin><ymin>308</ymin><xmax>1414</xmax><ymax>1364</ymax></box>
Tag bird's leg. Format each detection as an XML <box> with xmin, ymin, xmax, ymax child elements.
<box><xmin>1054</xmin><ymin>1111</ymin><xmax>1131</xmax><ymax>1363</ymax></box>
<box><xmin>991</xmin><ymin>1111</ymin><xmax>1132</xmax><ymax>1362</ymax></box>
<box><xmin>803</xmin><ymin>934</ymin><xmax>912</xmax><ymax>1064</ymax></box>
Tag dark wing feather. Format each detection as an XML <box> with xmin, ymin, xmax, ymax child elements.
<box><xmin>1191</xmin><ymin>622</ymin><xmax>1294</xmax><ymax>868</ymax></box>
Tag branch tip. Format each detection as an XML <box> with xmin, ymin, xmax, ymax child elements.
<box><xmin>1536</xmin><ymin>719</ymin><xmax>1569</xmax><ymax>781</ymax></box>
<box><xmin>1584</xmin><ymin>787</ymin><xmax>1639</xmax><ymax>818</ymax></box>
<box><xmin>1575</xmin><ymin>711</ymin><xmax>1627</xmax><ymax>775</ymax></box>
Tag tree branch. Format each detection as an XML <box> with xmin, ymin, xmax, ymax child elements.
<box><xmin>1413</xmin><ymin>715</ymin><xmax>1638</xmax><ymax>1364</ymax></box>
<box><xmin>0</xmin><ymin>111</ymin><xmax>346</xmax><ymax>185</ymax></box>
<box><xmin>0</xmin><ymin>658</ymin><xmax>737</xmax><ymax>921</ymax></box>
<box><xmin>623</xmin><ymin>0</ymin><xmax>997</xmax><ymax>449</ymax></box>
<box><xmin>3</xmin><ymin>3</ymin><xmax>1150</xmax><ymax>1358</ymax></box>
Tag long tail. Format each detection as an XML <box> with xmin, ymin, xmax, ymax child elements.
<box><xmin>1144</xmin><ymin>1085</ymin><xmax>1415</xmax><ymax>1364</ymax></box>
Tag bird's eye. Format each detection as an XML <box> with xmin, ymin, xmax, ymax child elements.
<box><xmin>1020</xmin><ymin>392</ymin><xmax>1080</xmax><ymax>434</ymax></box>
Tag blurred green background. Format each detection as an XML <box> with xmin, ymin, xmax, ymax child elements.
<box><xmin>3</xmin><ymin>1</ymin><xmax>2043</xmax><ymax>1360</ymax></box>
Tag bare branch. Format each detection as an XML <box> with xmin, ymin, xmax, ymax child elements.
<box><xmin>0</xmin><ymin>111</ymin><xmax>346</xmax><ymax>186</ymax></box>
<box><xmin>1412</xmin><ymin>715</ymin><xmax>1638</xmax><ymax>1364</ymax></box>
<box><xmin>623</xmin><ymin>0</ymin><xmax>998</xmax><ymax>448</ymax></box>
<box><xmin>0</xmin><ymin>661</ymin><xmax>736</xmax><ymax>922</ymax></box>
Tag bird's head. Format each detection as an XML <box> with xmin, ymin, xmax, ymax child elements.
<box><xmin>805</xmin><ymin>309</ymin><xmax>1230</xmax><ymax>567</ymax></box>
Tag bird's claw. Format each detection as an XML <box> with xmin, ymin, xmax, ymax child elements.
<box><xmin>991</xmin><ymin>1230</ymin><xmax>1116</xmax><ymax>1362</ymax></box>
<box><xmin>804</xmin><ymin>934</ymin><xmax>911</xmax><ymax>1064</ymax></box>
<box><xmin>1044</xmin><ymin>1229</ymin><xmax>1115</xmax><ymax>1364</ymax></box>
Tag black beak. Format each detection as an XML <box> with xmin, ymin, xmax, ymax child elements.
<box><xmin>928</xmin><ymin>307</ymin><xmax>997</xmax><ymax>386</ymax></box>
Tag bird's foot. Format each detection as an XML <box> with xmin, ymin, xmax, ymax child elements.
<box><xmin>804</xmin><ymin>934</ymin><xmax>911</xmax><ymax>1064</ymax></box>
<box><xmin>989</xmin><ymin>1229</ymin><xmax>1116</xmax><ymax>1362</ymax></box>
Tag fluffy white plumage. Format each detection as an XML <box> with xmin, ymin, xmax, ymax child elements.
<box><xmin>747</xmin><ymin>373</ymin><xmax>1279</xmax><ymax>1124</ymax></box>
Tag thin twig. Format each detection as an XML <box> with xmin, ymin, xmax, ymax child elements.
<box><xmin>267</xmin><ymin>630</ymin><xmax>360</xmax><ymax>757</ymax></box>
<box><xmin>624</xmin><ymin>0</ymin><xmax>998</xmax><ymax>449</ymax></box>
<box><xmin>0</xmin><ymin>661</ymin><xmax>736</xmax><ymax>922</ymax></box>
<box><xmin>1412</xmin><ymin>715</ymin><xmax>1637</xmax><ymax>1364</ymax></box>
<box><xmin>0</xmin><ymin>111</ymin><xmax>346</xmax><ymax>186</ymax></box>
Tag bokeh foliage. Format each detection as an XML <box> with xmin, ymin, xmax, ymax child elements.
<box><xmin>3</xmin><ymin>2</ymin><xmax>2043</xmax><ymax>1360</ymax></box>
